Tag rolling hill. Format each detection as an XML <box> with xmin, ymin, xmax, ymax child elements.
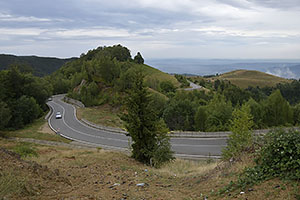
<box><xmin>209</xmin><ymin>69</ymin><xmax>292</xmax><ymax>88</ymax></box>
<box><xmin>0</xmin><ymin>54</ymin><xmax>75</xmax><ymax>76</ymax></box>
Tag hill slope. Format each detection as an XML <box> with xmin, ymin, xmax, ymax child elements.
<box><xmin>210</xmin><ymin>69</ymin><xmax>291</xmax><ymax>88</ymax></box>
<box><xmin>50</xmin><ymin>45</ymin><xmax>179</xmax><ymax>106</ymax></box>
<box><xmin>0</xmin><ymin>54</ymin><xmax>75</xmax><ymax>76</ymax></box>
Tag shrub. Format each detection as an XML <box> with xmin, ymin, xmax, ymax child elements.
<box><xmin>255</xmin><ymin>128</ymin><xmax>300</xmax><ymax>180</ymax></box>
<box><xmin>222</xmin><ymin>104</ymin><xmax>254</xmax><ymax>160</ymax></box>
<box><xmin>220</xmin><ymin>128</ymin><xmax>300</xmax><ymax>194</ymax></box>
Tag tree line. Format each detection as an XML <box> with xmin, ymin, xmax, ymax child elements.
<box><xmin>0</xmin><ymin>67</ymin><xmax>52</xmax><ymax>129</ymax></box>
<box><xmin>162</xmin><ymin>80</ymin><xmax>300</xmax><ymax>132</ymax></box>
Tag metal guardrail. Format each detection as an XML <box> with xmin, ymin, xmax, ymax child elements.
<box><xmin>170</xmin><ymin>127</ymin><xmax>300</xmax><ymax>138</ymax></box>
<box><xmin>81</xmin><ymin>118</ymin><xmax>127</xmax><ymax>135</ymax></box>
<box><xmin>170</xmin><ymin>131</ymin><xmax>230</xmax><ymax>138</ymax></box>
<box><xmin>64</xmin><ymin>96</ymin><xmax>85</xmax><ymax>108</ymax></box>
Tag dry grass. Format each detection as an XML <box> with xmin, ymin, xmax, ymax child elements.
<box><xmin>77</xmin><ymin>104</ymin><xmax>123</xmax><ymax>128</ymax></box>
<box><xmin>156</xmin><ymin>159</ymin><xmax>219</xmax><ymax>178</ymax></box>
<box><xmin>1</xmin><ymin>137</ymin><xmax>300</xmax><ymax>200</ymax></box>
<box><xmin>209</xmin><ymin>69</ymin><xmax>291</xmax><ymax>88</ymax></box>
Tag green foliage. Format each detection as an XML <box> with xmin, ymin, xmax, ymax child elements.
<box><xmin>222</xmin><ymin>83</ymin><xmax>250</xmax><ymax>106</ymax></box>
<box><xmin>117</xmin><ymin>67</ymin><xmax>136</xmax><ymax>91</ymax></box>
<box><xmin>245</xmin><ymin>98</ymin><xmax>265</xmax><ymax>129</ymax></box>
<box><xmin>174</xmin><ymin>74</ymin><xmax>190</xmax><ymax>88</ymax></box>
<box><xmin>246</xmin><ymin>86</ymin><xmax>268</xmax><ymax>102</ymax></box>
<box><xmin>149</xmin><ymin>92</ymin><xmax>168</xmax><ymax>117</ymax></box>
<box><xmin>205</xmin><ymin>94</ymin><xmax>233</xmax><ymax>131</ymax></box>
<box><xmin>0</xmin><ymin>101</ymin><xmax>11</xmax><ymax>130</ymax></box>
<box><xmin>220</xmin><ymin>128</ymin><xmax>300</xmax><ymax>194</ymax></box>
<box><xmin>121</xmin><ymin>69</ymin><xmax>173</xmax><ymax>166</ymax></box>
<box><xmin>293</xmin><ymin>103</ymin><xmax>300</xmax><ymax>125</ymax></box>
<box><xmin>222</xmin><ymin>104</ymin><xmax>254</xmax><ymax>160</ymax></box>
<box><xmin>277</xmin><ymin>80</ymin><xmax>300</xmax><ymax>105</ymax></box>
<box><xmin>163</xmin><ymin>99</ymin><xmax>196</xmax><ymax>131</ymax></box>
<box><xmin>160</xmin><ymin>81</ymin><xmax>176</xmax><ymax>94</ymax></box>
<box><xmin>133</xmin><ymin>52</ymin><xmax>144</xmax><ymax>64</ymax></box>
<box><xmin>150</xmin><ymin>119</ymin><xmax>174</xmax><ymax>168</ymax></box>
<box><xmin>51</xmin><ymin>74</ymin><xmax>71</xmax><ymax>94</ymax></box>
<box><xmin>194</xmin><ymin>106</ymin><xmax>207</xmax><ymax>131</ymax></box>
<box><xmin>0</xmin><ymin>54</ymin><xmax>73</xmax><ymax>76</ymax></box>
<box><xmin>10</xmin><ymin>96</ymin><xmax>42</xmax><ymax>129</ymax></box>
<box><xmin>0</xmin><ymin>67</ymin><xmax>50</xmax><ymax>129</ymax></box>
<box><xmin>145</xmin><ymin>76</ymin><xmax>160</xmax><ymax>91</ymax></box>
<box><xmin>262</xmin><ymin>90</ymin><xmax>293</xmax><ymax>127</ymax></box>
<box><xmin>13</xmin><ymin>143</ymin><xmax>39</xmax><ymax>158</ymax></box>
<box><xmin>95</xmin><ymin>56</ymin><xmax>120</xmax><ymax>84</ymax></box>
<box><xmin>256</xmin><ymin>128</ymin><xmax>300</xmax><ymax>180</ymax></box>
<box><xmin>104</xmin><ymin>44</ymin><xmax>132</xmax><ymax>62</ymax></box>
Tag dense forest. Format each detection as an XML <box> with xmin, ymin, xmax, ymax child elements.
<box><xmin>1</xmin><ymin>44</ymin><xmax>300</xmax><ymax>132</ymax></box>
<box><xmin>0</xmin><ymin>54</ymin><xmax>75</xmax><ymax>76</ymax></box>
<box><xmin>0</xmin><ymin>67</ymin><xmax>52</xmax><ymax>129</ymax></box>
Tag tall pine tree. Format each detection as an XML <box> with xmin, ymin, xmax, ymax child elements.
<box><xmin>121</xmin><ymin>68</ymin><xmax>173</xmax><ymax>167</ymax></box>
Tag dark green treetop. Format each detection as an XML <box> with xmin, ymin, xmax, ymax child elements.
<box><xmin>133</xmin><ymin>52</ymin><xmax>144</xmax><ymax>64</ymax></box>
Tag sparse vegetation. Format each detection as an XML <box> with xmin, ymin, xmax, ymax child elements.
<box><xmin>13</xmin><ymin>142</ymin><xmax>39</xmax><ymax>158</ymax></box>
<box><xmin>1</xmin><ymin>136</ymin><xmax>299</xmax><ymax>200</ymax></box>
<box><xmin>0</xmin><ymin>170</ymin><xmax>27</xmax><ymax>198</ymax></box>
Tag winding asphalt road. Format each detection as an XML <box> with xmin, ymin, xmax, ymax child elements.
<box><xmin>47</xmin><ymin>95</ymin><xmax>227</xmax><ymax>158</ymax></box>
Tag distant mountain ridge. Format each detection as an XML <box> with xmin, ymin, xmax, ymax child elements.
<box><xmin>0</xmin><ymin>54</ymin><xmax>76</xmax><ymax>76</ymax></box>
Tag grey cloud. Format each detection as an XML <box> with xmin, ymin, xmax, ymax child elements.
<box><xmin>246</xmin><ymin>0</ymin><xmax>300</xmax><ymax>9</ymax></box>
<box><xmin>0</xmin><ymin>0</ymin><xmax>299</xmax><ymax>58</ymax></box>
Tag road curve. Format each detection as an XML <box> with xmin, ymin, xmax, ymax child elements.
<box><xmin>184</xmin><ymin>80</ymin><xmax>202</xmax><ymax>91</ymax></box>
<box><xmin>47</xmin><ymin>95</ymin><xmax>227</xmax><ymax>158</ymax></box>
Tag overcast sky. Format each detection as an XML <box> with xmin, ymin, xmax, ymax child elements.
<box><xmin>0</xmin><ymin>0</ymin><xmax>300</xmax><ymax>59</ymax></box>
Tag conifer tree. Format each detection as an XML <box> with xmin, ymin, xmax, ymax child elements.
<box><xmin>121</xmin><ymin>68</ymin><xmax>173</xmax><ymax>167</ymax></box>
<box><xmin>133</xmin><ymin>52</ymin><xmax>144</xmax><ymax>64</ymax></box>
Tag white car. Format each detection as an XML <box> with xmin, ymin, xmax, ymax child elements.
<box><xmin>55</xmin><ymin>112</ymin><xmax>62</xmax><ymax>119</ymax></box>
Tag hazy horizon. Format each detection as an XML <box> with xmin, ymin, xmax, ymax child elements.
<box><xmin>146</xmin><ymin>58</ymin><xmax>300</xmax><ymax>79</ymax></box>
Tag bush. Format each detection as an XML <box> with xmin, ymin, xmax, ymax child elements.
<box><xmin>256</xmin><ymin>128</ymin><xmax>300</xmax><ymax>180</ymax></box>
<box><xmin>160</xmin><ymin>81</ymin><xmax>176</xmax><ymax>94</ymax></box>
<box><xmin>222</xmin><ymin>104</ymin><xmax>254</xmax><ymax>160</ymax></box>
<box><xmin>220</xmin><ymin>128</ymin><xmax>300</xmax><ymax>194</ymax></box>
<box><xmin>151</xmin><ymin>120</ymin><xmax>174</xmax><ymax>168</ymax></box>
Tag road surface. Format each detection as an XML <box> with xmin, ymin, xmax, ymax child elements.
<box><xmin>184</xmin><ymin>81</ymin><xmax>202</xmax><ymax>91</ymax></box>
<box><xmin>47</xmin><ymin>95</ymin><xmax>227</xmax><ymax>158</ymax></box>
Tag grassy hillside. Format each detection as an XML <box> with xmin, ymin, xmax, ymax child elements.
<box><xmin>208</xmin><ymin>69</ymin><xmax>291</xmax><ymax>88</ymax></box>
<box><xmin>143</xmin><ymin>64</ymin><xmax>180</xmax><ymax>88</ymax></box>
<box><xmin>0</xmin><ymin>54</ymin><xmax>75</xmax><ymax>76</ymax></box>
